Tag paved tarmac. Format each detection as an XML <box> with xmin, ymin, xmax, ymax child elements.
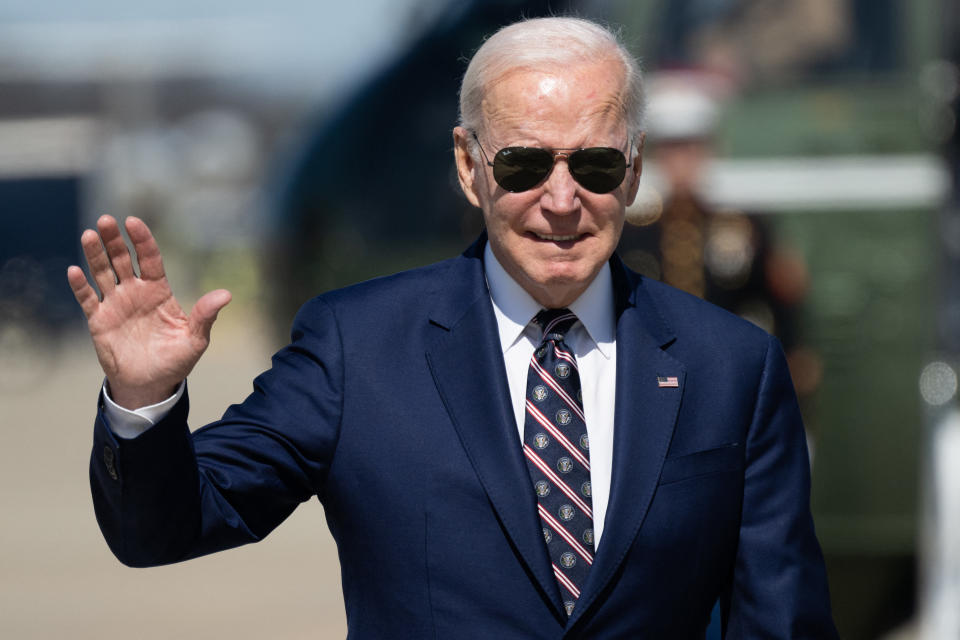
<box><xmin>1</xmin><ymin>311</ymin><xmax>347</xmax><ymax>639</ymax></box>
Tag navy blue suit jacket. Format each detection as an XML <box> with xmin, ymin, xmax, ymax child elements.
<box><xmin>90</xmin><ymin>236</ymin><xmax>837</xmax><ymax>638</ymax></box>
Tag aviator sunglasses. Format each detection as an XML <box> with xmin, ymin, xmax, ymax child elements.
<box><xmin>472</xmin><ymin>132</ymin><xmax>632</xmax><ymax>194</ymax></box>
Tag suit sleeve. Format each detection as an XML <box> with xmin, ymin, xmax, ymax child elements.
<box><xmin>724</xmin><ymin>335</ymin><xmax>838</xmax><ymax>638</ymax></box>
<box><xmin>89</xmin><ymin>296</ymin><xmax>344</xmax><ymax>567</ymax></box>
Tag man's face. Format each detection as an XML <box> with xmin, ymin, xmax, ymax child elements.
<box><xmin>454</xmin><ymin>61</ymin><xmax>642</xmax><ymax>308</ymax></box>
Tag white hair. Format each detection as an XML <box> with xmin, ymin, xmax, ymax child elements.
<box><xmin>458</xmin><ymin>16</ymin><xmax>645</xmax><ymax>148</ymax></box>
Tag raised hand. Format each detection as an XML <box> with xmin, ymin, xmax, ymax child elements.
<box><xmin>67</xmin><ymin>215</ymin><xmax>231</xmax><ymax>409</ymax></box>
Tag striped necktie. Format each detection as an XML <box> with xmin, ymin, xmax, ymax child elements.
<box><xmin>522</xmin><ymin>308</ymin><xmax>594</xmax><ymax>618</ymax></box>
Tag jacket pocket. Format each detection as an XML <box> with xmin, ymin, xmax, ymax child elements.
<box><xmin>658</xmin><ymin>443</ymin><xmax>741</xmax><ymax>486</ymax></box>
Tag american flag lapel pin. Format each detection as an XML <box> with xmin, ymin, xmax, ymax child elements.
<box><xmin>657</xmin><ymin>376</ymin><xmax>679</xmax><ymax>388</ymax></box>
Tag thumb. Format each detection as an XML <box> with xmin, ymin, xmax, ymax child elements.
<box><xmin>189</xmin><ymin>289</ymin><xmax>232</xmax><ymax>341</ymax></box>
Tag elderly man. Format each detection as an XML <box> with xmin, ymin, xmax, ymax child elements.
<box><xmin>68</xmin><ymin>17</ymin><xmax>837</xmax><ymax>639</ymax></box>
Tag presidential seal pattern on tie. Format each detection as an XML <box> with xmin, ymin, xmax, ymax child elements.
<box><xmin>522</xmin><ymin>308</ymin><xmax>594</xmax><ymax>617</ymax></box>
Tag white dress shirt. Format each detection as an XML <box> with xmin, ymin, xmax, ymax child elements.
<box><xmin>484</xmin><ymin>244</ymin><xmax>617</xmax><ymax>547</ymax></box>
<box><xmin>102</xmin><ymin>380</ymin><xmax>184</xmax><ymax>439</ymax></box>
<box><xmin>104</xmin><ymin>246</ymin><xmax>619</xmax><ymax>545</ymax></box>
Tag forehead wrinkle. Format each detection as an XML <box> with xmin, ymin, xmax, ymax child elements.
<box><xmin>482</xmin><ymin>97</ymin><xmax>623</xmax><ymax>142</ymax></box>
<box><xmin>480</xmin><ymin>70</ymin><xmax>567</xmax><ymax>133</ymax></box>
<box><xmin>585</xmin><ymin>94</ymin><xmax>627</xmax><ymax>120</ymax></box>
<box><xmin>479</xmin><ymin>64</ymin><xmax>629</xmax><ymax>147</ymax></box>
<box><xmin>577</xmin><ymin>101</ymin><xmax>628</xmax><ymax>143</ymax></box>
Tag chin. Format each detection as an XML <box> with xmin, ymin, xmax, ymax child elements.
<box><xmin>549</xmin><ymin>254</ymin><xmax>605</xmax><ymax>279</ymax></box>
<box><xmin>529</xmin><ymin>264</ymin><xmax>594</xmax><ymax>295</ymax></box>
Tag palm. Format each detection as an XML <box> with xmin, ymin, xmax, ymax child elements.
<box><xmin>67</xmin><ymin>216</ymin><xmax>231</xmax><ymax>408</ymax></box>
<box><xmin>88</xmin><ymin>275</ymin><xmax>193</xmax><ymax>387</ymax></box>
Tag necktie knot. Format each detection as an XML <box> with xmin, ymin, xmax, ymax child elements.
<box><xmin>535</xmin><ymin>308</ymin><xmax>578</xmax><ymax>343</ymax></box>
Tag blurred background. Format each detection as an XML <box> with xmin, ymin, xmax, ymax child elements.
<box><xmin>2</xmin><ymin>0</ymin><xmax>959</xmax><ymax>638</ymax></box>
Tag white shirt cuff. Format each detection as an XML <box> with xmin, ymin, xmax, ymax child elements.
<box><xmin>101</xmin><ymin>380</ymin><xmax>185</xmax><ymax>439</ymax></box>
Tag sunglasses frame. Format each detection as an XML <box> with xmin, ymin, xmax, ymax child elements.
<box><xmin>471</xmin><ymin>131</ymin><xmax>633</xmax><ymax>194</ymax></box>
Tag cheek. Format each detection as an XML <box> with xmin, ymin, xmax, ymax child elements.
<box><xmin>584</xmin><ymin>198</ymin><xmax>626</xmax><ymax>232</ymax></box>
<box><xmin>609</xmin><ymin>210</ymin><xmax>626</xmax><ymax>236</ymax></box>
<box><xmin>482</xmin><ymin>208</ymin><xmax>514</xmax><ymax>238</ymax></box>
<box><xmin>483</xmin><ymin>197</ymin><xmax>535</xmax><ymax>232</ymax></box>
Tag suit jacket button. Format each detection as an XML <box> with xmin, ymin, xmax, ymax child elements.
<box><xmin>103</xmin><ymin>446</ymin><xmax>118</xmax><ymax>481</ymax></box>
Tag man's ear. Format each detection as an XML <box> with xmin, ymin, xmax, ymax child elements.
<box><xmin>625</xmin><ymin>131</ymin><xmax>645</xmax><ymax>206</ymax></box>
<box><xmin>453</xmin><ymin>126</ymin><xmax>482</xmax><ymax>208</ymax></box>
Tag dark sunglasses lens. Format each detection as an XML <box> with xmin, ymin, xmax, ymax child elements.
<box><xmin>493</xmin><ymin>147</ymin><xmax>554</xmax><ymax>192</ymax></box>
<box><xmin>569</xmin><ymin>148</ymin><xmax>627</xmax><ymax>193</ymax></box>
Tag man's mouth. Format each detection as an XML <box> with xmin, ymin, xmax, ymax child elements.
<box><xmin>532</xmin><ymin>232</ymin><xmax>582</xmax><ymax>242</ymax></box>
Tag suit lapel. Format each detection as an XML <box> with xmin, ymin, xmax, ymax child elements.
<box><xmin>424</xmin><ymin>243</ymin><xmax>567</xmax><ymax>621</ymax></box>
<box><xmin>567</xmin><ymin>262</ymin><xmax>686</xmax><ymax>630</ymax></box>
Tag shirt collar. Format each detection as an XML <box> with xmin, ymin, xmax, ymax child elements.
<box><xmin>484</xmin><ymin>243</ymin><xmax>615</xmax><ymax>359</ymax></box>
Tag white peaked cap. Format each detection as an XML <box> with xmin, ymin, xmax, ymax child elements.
<box><xmin>644</xmin><ymin>72</ymin><xmax>728</xmax><ymax>141</ymax></box>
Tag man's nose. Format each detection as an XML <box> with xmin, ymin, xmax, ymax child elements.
<box><xmin>541</xmin><ymin>156</ymin><xmax>579</xmax><ymax>214</ymax></box>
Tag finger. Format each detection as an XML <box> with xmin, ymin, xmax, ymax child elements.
<box><xmin>188</xmin><ymin>289</ymin><xmax>232</xmax><ymax>342</ymax></box>
<box><xmin>66</xmin><ymin>265</ymin><xmax>99</xmax><ymax>319</ymax></box>
<box><xmin>125</xmin><ymin>216</ymin><xmax>166</xmax><ymax>282</ymax></box>
<box><xmin>97</xmin><ymin>214</ymin><xmax>135</xmax><ymax>282</ymax></box>
<box><xmin>80</xmin><ymin>226</ymin><xmax>116</xmax><ymax>296</ymax></box>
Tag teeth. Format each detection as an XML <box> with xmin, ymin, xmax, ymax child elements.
<box><xmin>535</xmin><ymin>233</ymin><xmax>579</xmax><ymax>241</ymax></box>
